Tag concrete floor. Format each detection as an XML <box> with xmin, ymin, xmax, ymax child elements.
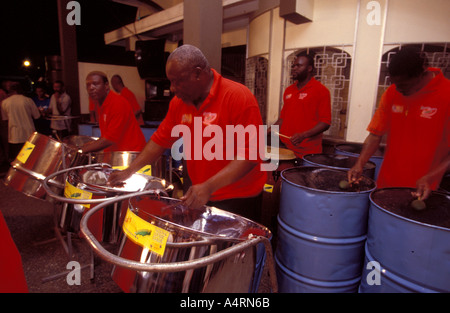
<box><xmin>0</xmin><ymin>165</ymin><xmax>274</xmax><ymax>293</ymax></box>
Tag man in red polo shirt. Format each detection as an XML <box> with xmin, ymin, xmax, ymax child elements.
<box><xmin>111</xmin><ymin>75</ymin><xmax>145</xmax><ymax>126</ymax></box>
<box><xmin>269</xmin><ymin>51</ymin><xmax>331</xmax><ymax>158</ymax></box>
<box><xmin>109</xmin><ymin>45</ymin><xmax>267</xmax><ymax>222</ymax></box>
<box><xmin>348</xmin><ymin>47</ymin><xmax>450</xmax><ymax>200</ymax></box>
<box><xmin>80</xmin><ymin>71</ymin><xmax>146</xmax><ymax>153</ymax></box>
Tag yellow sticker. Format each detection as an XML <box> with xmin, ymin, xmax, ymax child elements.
<box><xmin>111</xmin><ymin>165</ymin><xmax>152</xmax><ymax>176</ymax></box>
<box><xmin>17</xmin><ymin>141</ymin><xmax>35</xmax><ymax>164</ymax></box>
<box><xmin>264</xmin><ymin>184</ymin><xmax>274</xmax><ymax>193</ymax></box>
<box><xmin>122</xmin><ymin>208</ymin><xmax>170</xmax><ymax>257</ymax></box>
<box><xmin>64</xmin><ymin>181</ymin><xmax>93</xmax><ymax>208</ymax></box>
<box><xmin>137</xmin><ymin>165</ymin><xmax>152</xmax><ymax>176</ymax></box>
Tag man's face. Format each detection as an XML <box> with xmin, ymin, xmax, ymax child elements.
<box><xmin>53</xmin><ymin>82</ymin><xmax>63</xmax><ymax>94</ymax></box>
<box><xmin>390</xmin><ymin>75</ymin><xmax>423</xmax><ymax>97</ymax></box>
<box><xmin>86</xmin><ymin>75</ymin><xmax>109</xmax><ymax>103</ymax></box>
<box><xmin>166</xmin><ymin>60</ymin><xmax>202</xmax><ymax>105</ymax></box>
<box><xmin>36</xmin><ymin>87</ymin><xmax>45</xmax><ymax>98</ymax></box>
<box><xmin>291</xmin><ymin>56</ymin><xmax>311</xmax><ymax>82</ymax></box>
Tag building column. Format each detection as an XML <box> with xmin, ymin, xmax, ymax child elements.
<box><xmin>57</xmin><ymin>0</ymin><xmax>80</xmax><ymax>117</ymax></box>
<box><xmin>183</xmin><ymin>0</ymin><xmax>223</xmax><ymax>72</ymax></box>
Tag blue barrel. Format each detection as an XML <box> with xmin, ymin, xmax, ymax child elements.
<box><xmin>302</xmin><ymin>153</ymin><xmax>376</xmax><ymax>179</ymax></box>
<box><xmin>334</xmin><ymin>143</ymin><xmax>384</xmax><ymax>180</ymax></box>
<box><xmin>359</xmin><ymin>188</ymin><xmax>450</xmax><ymax>293</ymax></box>
<box><xmin>276</xmin><ymin>167</ymin><xmax>376</xmax><ymax>292</ymax></box>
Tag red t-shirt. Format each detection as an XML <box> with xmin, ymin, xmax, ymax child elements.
<box><xmin>152</xmin><ymin>69</ymin><xmax>267</xmax><ymax>201</ymax></box>
<box><xmin>368</xmin><ymin>68</ymin><xmax>450</xmax><ymax>189</ymax></box>
<box><xmin>280</xmin><ymin>78</ymin><xmax>331</xmax><ymax>157</ymax></box>
<box><xmin>98</xmin><ymin>91</ymin><xmax>146</xmax><ymax>152</ymax></box>
<box><xmin>121</xmin><ymin>87</ymin><xmax>144</xmax><ymax>125</ymax></box>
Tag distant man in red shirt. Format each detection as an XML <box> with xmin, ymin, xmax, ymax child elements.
<box><xmin>111</xmin><ymin>75</ymin><xmax>145</xmax><ymax>126</ymax></box>
<box><xmin>269</xmin><ymin>51</ymin><xmax>331</xmax><ymax>158</ymax></box>
<box><xmin>348</xmin><ymin>47</ymin><xmax>450</xmax><ymax>200</ymax></box>
<box><xmin>80</xmin><ymin>71</ymin><xmax>146</xmax><ymax>153</ymax></box>
<box><xmin>109</xmin><ymin>45</ymin><xmax>266</xmax><ymax>222</ymax></box>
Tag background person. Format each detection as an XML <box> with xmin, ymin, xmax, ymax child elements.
<box><xmin>48</xmin><ymin>80</ymin><xmax>72</xmax><ymax>140</ymax></box>
<box><xmin>108</xmin><ymin>45</ymin><xmax>267</xmax><ymax>222</ymax></box>
<box><xmin>269</xmin><ymin>51</ymin><xmax>331</xmax><ymax>158</ymax></box>
<box><xmin>80</xmin><ymin>71</ymin><xmax>146</xmax><ymax>154</ymax></box>
<box><xmin>348</xmin><ymin>47</ymin><xmax>450</xmax><ymax>200</ymax></box>
<box><xmin>110</xmin><ymin>74</ymin><xmax>144</xmax><ymax>126</ymax></box>
<box><xmin>1</xmin><ymin>82</ymin><xmax>41</xmax><ymax>161</ymax></box>
<box><xmin>32</xmin><ymin>84</ymin><xmax>51</xmax><ymax>135</ymax></box>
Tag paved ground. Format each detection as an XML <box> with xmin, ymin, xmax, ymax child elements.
<box><xmin>0</xmin><ymin>165</ymin><xmax>274</xmax><ymax>294</ymax></box>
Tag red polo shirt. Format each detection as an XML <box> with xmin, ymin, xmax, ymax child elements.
<box><xmin>98</xmin><ymin>91</ymin><xmax>146</xmax><ymax>152</ymax></box>
<box><xmin>368</xmin><ymin>68</ymin><xmax>450</xmax><ymax>189</ymax></box>
<box><xmin>120</xmin><ymin>87</ymin><xmax>144</xmax><ymax>125</ymax></box>
<box><xmin>280</xmin><ymin>78</ymin><xmax>331</xmax><ymax>157</ymax></box>
<box><xmin>152</xmin><ymin>69</ymin><xmax>267</xmax><ymax>201</ymax></box>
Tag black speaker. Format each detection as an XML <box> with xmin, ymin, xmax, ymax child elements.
<box><xmin>135</xmin><ymin>39</ymin><xmax>168</xmax><ymax>79</ymax></box>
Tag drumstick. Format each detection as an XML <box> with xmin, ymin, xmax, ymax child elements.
<box><xmin>275</xmin><ymin>131</ymin><xmax>291</xmax><ymax>139</ymax></box>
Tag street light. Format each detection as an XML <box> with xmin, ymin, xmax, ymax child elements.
<box><xmin>23</xmin><ymin>59</ymin><xmax>31</xmax><ymax>67</ymax></box>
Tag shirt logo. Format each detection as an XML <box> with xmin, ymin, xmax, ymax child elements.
<box><xmin>299</xmin><ymin>93</ymin><xmax>308</xmax><ymax>100</ymax></box>
<box><xmin>203</xmin><ymin>112</ymin><xmax>217</xmax><ymax>125</ymax></box>
<box><xmin>392</xmin><ymin>105</ymin><xmax>404</xmax><ymax>113</ymax></box>
<box><xmin>420</xmin><ymin>106</ymin><xmax>437</xmax><ymax>119</ymax></box>
<box><xmin>285</xmin><ymin>94</ymin><xmax>292</xmax><ymax>100</ymax></box>
<box><xmin>181</xmin><ymin>114</ymin><xmax>192</xmax><ymax>124</ymax></box>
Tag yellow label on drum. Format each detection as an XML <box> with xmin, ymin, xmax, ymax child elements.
<box><xmin>122</xmin><ymin>208</ymin><xmax>170</xmax><ymax>257</ymax></box>
<box><xmin>111</xmin><ymin>165</ymin><xmax>152</xmax><ymax>176</ymax></box>
<box><xmin>264</xmin><ymin>184</ymin><xmax>274</xmax><ymax>193</ymax></box>
<box><xmin>17</xmin><ymin>141</ymin><xmax>35</xmax><ymax>164</ymax></box>
<box><xmin>137</xmin><ymin>165</ymin><xmax>152</xmax><ymax>176</ymax></box>
<box><xmin>64</xmin><ymin>181</ymin><xmax>93</xmax><ymax>208</ymax></box>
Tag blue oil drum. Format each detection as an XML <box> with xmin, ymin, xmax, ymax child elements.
<box><xmin>276</xmin><ymin>167</ymin><xmax>376</xmax><ymax>292</ymax></box>
<box><xmin>302</xmin><ymin>153</ymin><xmax>376</xmax><ymax>179</ymax></box>
<box><xmin>359</xmin><ymin>188</ymin><xmax>450</xmax><ymax>293</ymax></box>
<box><xmin>334</xmin><ymin>143</ymin><xmax>384</xmax><ymax>180</ymax></box>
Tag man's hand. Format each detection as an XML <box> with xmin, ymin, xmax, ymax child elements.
<box><xmin>412</xmin><ymin>175</ymin><xmax>433</xmax><ymax>200</ymax></box>
<box><xmin>348</xmin><ymin>163</ymin><xmax>364</xmax><ymax>184</ymax></box>
<box><xmin>180</xmin><ymin>182</ymin><xmax>214</xmax><ymax>210</ymax></box>
<box><xmin>108</xmin><ymin>169</ymin><xmax>133</xmax><ymax>187</ymax></box>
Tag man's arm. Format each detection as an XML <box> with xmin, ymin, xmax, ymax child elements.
<box><xmin>107</xmin><ymin>140</ymin><xmax>166</xmax><ymax>185</ymax></box>
<box><xmin>290</xmin><ymin>122</ymin><xmax>330</xmax><ymax>146</ymax></box>
<box><xmin>81</xmin><ymin>137</ymin><xmax>114</xmax><ymax>153</ymax></box>
<box><xmin>181</xmin><ymin>159</ymin><xmax>257</xmax><ymax>209</ymax></box>
<box><xmin>348</xmin><ymin>133</ymin><xmax>383</xmax><ymax>183</ymax></box>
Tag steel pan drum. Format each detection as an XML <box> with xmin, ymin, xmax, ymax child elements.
<box><xmin>3</xmin><ymin>132</ymin><xmax>79</xmax><ymax>199</ymax></box>
<box><xmin>302</xmin><ymin>153</ymin><xmax>376</xmax><ymax>179</ymax></box>
<box><xmin>111</xmin><ymin>195</ymin><xmax>272</xmax><ymax>293</ymax></box>
<box><xmin>60</xmin><ymin>165</ymin><xmax>171</xmax><ymax>243</ymax></box>
<box><xmin>359</xmin><ymin>188</ymin><xmax>450</xmax><ymax>293</ymax></box>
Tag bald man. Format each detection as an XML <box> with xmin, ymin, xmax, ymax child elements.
<box><xmin>108</xmin><ymin>45</ymin><xmax>267</xmax><ymax>221</ymax></box>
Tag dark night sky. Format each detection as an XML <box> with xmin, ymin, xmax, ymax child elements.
<box><xmin>0</xmin><ymin>0</ymin><xmax>138</xmax><ymax>80</ymax></box>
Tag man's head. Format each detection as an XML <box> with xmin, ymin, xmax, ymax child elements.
<box><xmin>35</xmin><ymin>86</ymin><xmax>46</xmax><ymax>99</ymax></box>
<box><xmin>388</xmin><ymin>47</ymin><xmax>428</xmax><ymax>96</ymax></box>
<box><xmin>86</xmin><ymin>71</ymin><xmax>110</xmax><ymax>105</ymax></box>
<box><xmin>292</xmin><ymin>52</ymin><xmax>315</xmax><ymax>82</ymax></box>
<box><xmin>165</xmin><ymin>44</ymin><xmax>212</xmax><ymax>106</ymax></box>
<box><xmin>53</xmin><ymin>80</ymin><xmax>65</xmax><ymax>94</ymax></box>
<box><xmin>110</xmin><ymin>75</ymin><xmax>124</xmax><ymax>93</ymax></box>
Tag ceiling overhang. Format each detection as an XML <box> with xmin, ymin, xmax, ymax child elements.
<box><xmin>105</xmin><ymin>0</ymin><xmax>260</xmax><ymax>48</ymax></box>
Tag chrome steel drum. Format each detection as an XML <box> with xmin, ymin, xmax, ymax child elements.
<box><xmin>60</xmin><ymin>165</ymin><xmax>172</xmax><ymax>243</ymax></box>
<box><xmin>63</xmin><ymin>135</ymin><xmax>98</xmax><ymax>166</ymax></box>
<box><xmin>111</xmin><ymin>195</ymin><xmax>272</xmax><ymax>293</ymax></box>
<box><xmin>92</xmin><ymin>151</ymin><xmax>170</xmax><ymax>181</ymax></box>
<box><xmin>3</xmin><ymin>132</ymin><xmax>79</xmax><ymax>199</ymax></box>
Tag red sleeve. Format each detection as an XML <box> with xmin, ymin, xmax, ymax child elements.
<box><xmin>367</xmin><ymin>87</ymin><xmax>393</xmax><ymax>136</ymax></box>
